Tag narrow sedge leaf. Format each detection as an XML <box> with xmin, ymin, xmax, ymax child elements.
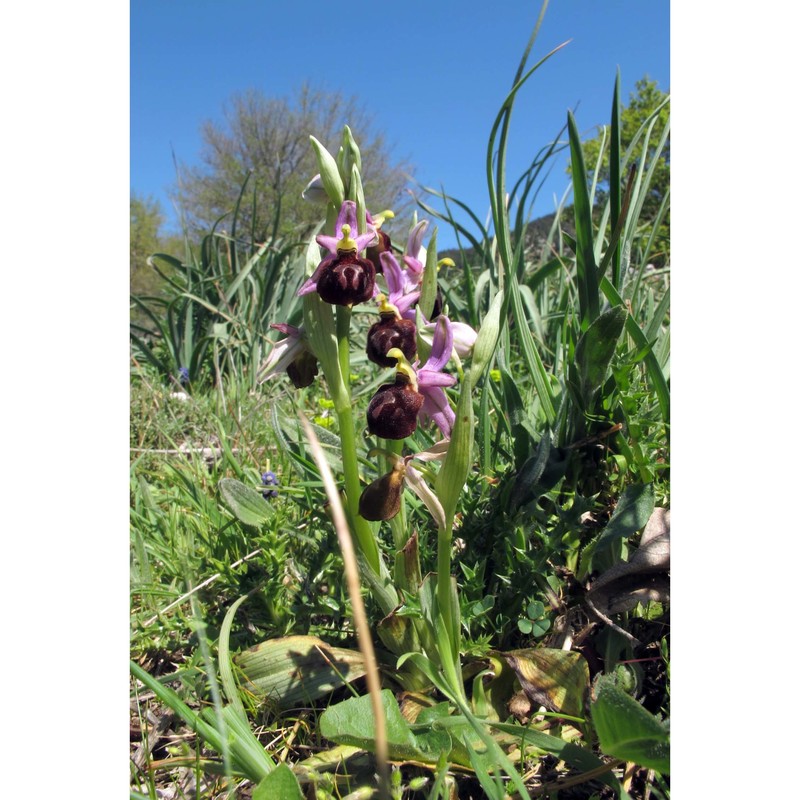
<box><xmin>309</xmin><ymin>136</ymin><xmax>344</xmax><ymax>209</ymax></box>
<box><xmin>469</xmin><ymin>289</ymin><xmax>504</xmax><ymax>385</ymax></box>
<box><xmin>600</xmin><ymin>276</ymin><xmax>670</xmax><ymax>422</ymax></box>
<box><xmin>567</xmin><ymin>110</ymin><xmax>600</xmax><ymax>327</ymax></box>
<box><xmin>610</xmin><ymin>69</ymin><xmax>623</xmax><ymax>288</ymax></box>
<box><xmin>436</xmin><ymin>372</ymin><xmax>474</xmax><ymax>524</ymax></box>
<box><xmin>419</xmin><ymin>227</ymin><xmax>439</xmax><ymax>320</ymax></box>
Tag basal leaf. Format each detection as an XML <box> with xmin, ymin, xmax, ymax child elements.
<box><xmin>592</xmin><ymin>673</ymin><xmax>670</xmax><ymax>773</ymax></box>
<box><xmin>253</xmin><ymin>763</ymin><xmax>303</xmax><ymax>800</ymax></box>
<box><xmin>574</xmin><ymin>305</ymin><xmax>627</xmax><ymax>403</ymax></box>
<box><xmin>497</xmin><ymin>648</ymin><xmax>589</xmax><ymax>718</ymax></box>
<box><xmin>235</xmin><ymin>636</ymin><xmax>366</xmax><ymax>708</ymax></box>
<box><xmin>218</xmin><ymin>478</ymin><xmax>271</xmax><ymax>526</ymax></box>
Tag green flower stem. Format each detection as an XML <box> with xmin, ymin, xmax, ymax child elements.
<box><xmin>384</xmin><ymin>437</ymin><xmax>410</xmax><ymax>590</ymax></box>
<box><xmin>432</xmin><ymin>559</ymin><xmax>467</xmax><ymax>704</ymax></box>
<box><xmin>437</xmin><ymin>516</ymin><xmax>455</xmax><ymax>641</ymax></box>
<box><xmin>333</xmin><ymin>305</ymin><xmax>397</xmax><ymax>614</ymax></box>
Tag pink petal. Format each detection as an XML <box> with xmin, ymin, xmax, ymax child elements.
<box><xmin>423</xmin><ymin>315</ymin><xmax>453</xmax><ymax>373</ymax></box>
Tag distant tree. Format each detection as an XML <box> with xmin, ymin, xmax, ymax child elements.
<box><xmin>174</xmin><ymin>83</ymin><xmax>412</xmax><ymax>242</ymax></box>
<box><xmin>130</xmin><ymin>193</ymin><xmax>166</xmax><ymax>297</ymax></box>
<box><xmin>580</xmin><ymin>77</ymin><xmax>670</xmax><ymax>221</ymax></box>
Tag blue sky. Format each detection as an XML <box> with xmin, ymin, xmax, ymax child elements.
<box><xmin>132</xmin><ymin>0</ymin><xmax>669</xmax><ymax>247</ymax></box>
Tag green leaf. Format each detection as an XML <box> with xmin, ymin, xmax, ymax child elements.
<box><xmin>592</xmin><ymin>483</ymin><xmax>655</xmax><ymax>561</ymax></box>
<box><xmin>319</xmin><ymin>689</ymin><xmax>428</xmax><ymax>762</ymax></box>
<box><xmin>497</xmin><ymin>648</ymin><xmax>589</xmax><ymax>718</ymax></box>
<box><xmin>592</xmin><ymin>673</ymin><xmax>670</xmax><ymax>773</ymax></box>
<box><xmin>526</xmin><ymin>600</ymin><xmax>545</xmax><ymax>619</ymax></box>
<box><xmin>574</xmin><ymin>305</ymin><xmax>627</xmax><ymax>405</ymax></box>
<box><xmin>419</xmin><ymin>226</ymin><xmax>439</xmax><ymax>321</ymax></box>
<box><xmin>253</xmin><ymin>764</ymin><xmax>304</xmax><ymax>800</ymax></box>
<box><xmin>235</xmin><ymin>636</ymin><xmax>367</xmax><ymax>708</ymax></box>
<box><xmin>218</xmin><ymin>478</ymin><xmax>271</xmax><ymax>526</ymax></box>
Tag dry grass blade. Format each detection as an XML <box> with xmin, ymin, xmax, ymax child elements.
<box><xmin>298</xmin><ymin>412</ymin><xmax>390</xmax><ymax>800</ymax></box>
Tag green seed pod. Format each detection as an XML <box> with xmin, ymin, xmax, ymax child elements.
<box><xmin>358</xmin><ymin>462</ymin><xmax>406</xmax><ymax>521</ymax></box>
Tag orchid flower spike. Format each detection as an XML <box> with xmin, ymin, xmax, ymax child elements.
<box><xmin>298</xmin><ymin>200</ymin><xmax>378</xmax><ymax>306</ymax></box>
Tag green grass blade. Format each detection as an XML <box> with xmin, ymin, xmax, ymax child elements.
<box><xmin>567</xmin><ymin>110</ymin><xmax>599</xmax><ymax>327</ymax></box>
<box><xmin>601</xmin><ymin>276</ymin><xmax>670</xmax><ymax>422</ymax></box>
<box><xmin>218</xmin><ymin>595</ymin><xmax>249</xmax><ymax>720</ymax></box>
<box><xmin>610</xmin><ymin>70</ymin><xmax>622</xmax><ymax>287</ymax></box>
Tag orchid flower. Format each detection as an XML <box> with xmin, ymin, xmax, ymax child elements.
<box><xmin>415</xmin><ymin>315</ymin><xmax>457</xmax><ymax>437</ymax></box>
<box><xmin>258</xmin><ymin>323</ymin><xmax>318</xmax><ymax>388</ymax></box>
<box><xmin>365</xmin><ymin>209</ymin><xmax>394</xmax><ymax>274</ymax></box>
<box><xmin>421</xmin><ymin>319</ymin><xmax>478</xmax><ymax>359</ymax></box>
<box><xmin>298</xmin><ymin>200</ymin><xmax>377</xmax><ymax>306</ymax></box>
<box><xmin>301</xmin><ymin>173</ymin><xmax>328</xmax><ymax>204</ymax></box>
<box><xmin>367</xmin><ymin>315</ymin><xmax>457</xmax><ymax>440</ymax></box>
<box><xmin>366</xmin><ymin>294</ymin><xmax>417</xmax><ymax>367</ymax></box>
<box><xmin>402</xmin><ymin>219</ymin><xmax>429</xmax><ymax>283</ymax></box>
<box><xmin>358</xmin><ymin>440</ymin><xmax>449</xmax><ymax>526</ymax></box>
<box><xmin>380</xmin><ymin>250</ymin><xmax>420</xmax><ymax>318</ymax></box>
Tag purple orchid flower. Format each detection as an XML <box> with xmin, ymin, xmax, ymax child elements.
<box><xmin>298</xmin><ymin>200</ymin><xmax>377</xmax><ymax>306</ymax></box>
<box><xmin>258</xmin><ymin>323</ymin><xmax>318</xmax><ymax>388</ymax></box>
<box><xmin>380</xmin><ymin>250</ymin><xmax>420</xmax><ymax>319</ymax></box>
<box><xmin>402</xmin><ymin>219</ymin><xmax>429</xmax><ymax>283</ymax></box>
<box><xmin>415</xmin><ymin>315</ymin><xmax>457</xmax><ymax>437</ymax></box>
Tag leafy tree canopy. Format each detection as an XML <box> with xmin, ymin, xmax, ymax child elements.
<box><xmin>174</xmin><ymin>83</ymin><xmax>413</xmax><ymax>243</ymax></box>
<box><xmin>130</xmin><ymin>192</ymin><xmax>165</xmax><ymax>297</ymax></box>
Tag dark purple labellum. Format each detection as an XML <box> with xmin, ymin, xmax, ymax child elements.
<box><xmin>286</xmin><ymin>350</ymin><xmax>319</xmax><ymax>388</ymax></box>
<box><xmin>358</xmin><ymin>466</ymin><xmax>405</xmax><ymax>521</ymax></box>
<box><xmin>316</xmin><ymin>250</ymin><xmax>376</xmax><ymax>306</ymax></box>
<box><xmin>366</xmin><ymin>376</ymin><xmax>423</xmax><ymax>439</ymax></box>
<box><xmin>366</xmin><ymin>314</ymin><xmax>417</xmax><ymax>367</ymax></box>
<box><xmin>431</xmin><ymin>286</ymin><xmax>443</xmax><ymax>319</ymax></box>
<box><xmin>366</xmin><ymin>229</ymin><xmax>392</xmax><ymax>275</ymax></box>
